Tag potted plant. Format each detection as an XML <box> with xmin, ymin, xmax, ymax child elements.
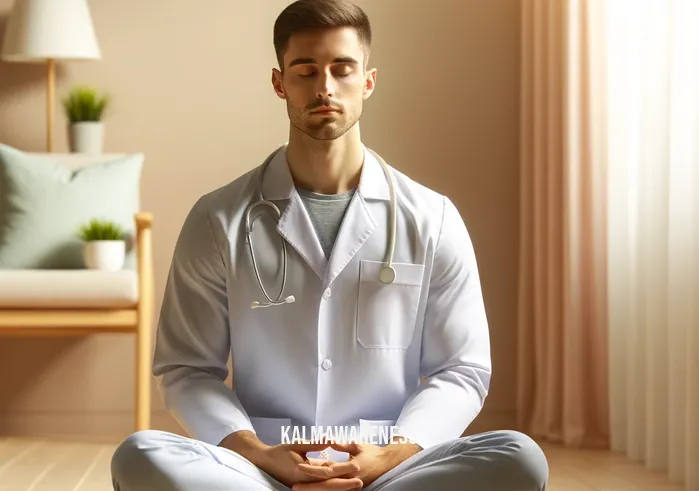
<box><xmin>62</xmin><ymin>85</ymin><xmax>111</xmax><ymax>154</ymax></box>
<box><xmin>78</xmin><ymin>219</ymin><xmax>126</xmax><ymax>271</ymax></box>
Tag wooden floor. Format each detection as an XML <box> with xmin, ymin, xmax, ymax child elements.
<box><xmin>0</xmin><ymin>438</ymin><xmax>688</xmax><ymax>491</ymax></box>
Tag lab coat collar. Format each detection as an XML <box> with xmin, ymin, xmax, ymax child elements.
<box><xmin>357</xmin><ymin>147</ymin><xmax>392</xmax><ymax>201</ymax></box>
<box><xmin>260</xmin><ymin>144</ymin><xmax>391</xmax><ymax>202</ymax></box>
<box><xmin>259</xmin><ymin>143</ymin><xmax>387</xmax><ymax>286</ymax></box>
<box><xmin>274</xmin><ymin>189</ymin><xmax>376</xmax><ymax>287</ymax></box>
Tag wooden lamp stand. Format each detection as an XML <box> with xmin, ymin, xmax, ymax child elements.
<box><xmin>46</xmin><ymin>58</ymin><xmax>55</xmax><ymax>152</ymax></box>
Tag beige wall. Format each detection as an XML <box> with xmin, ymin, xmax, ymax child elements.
<box><xmin>0</xmin><ymin>0</ymin><xmax>520</xmax><ymax>442</ymax></box>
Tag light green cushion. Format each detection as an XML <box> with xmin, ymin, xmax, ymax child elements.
<box><xmin>0</xmin><ymin>144</ymin><xmax>144</xmax><ymax>269</ymax></box>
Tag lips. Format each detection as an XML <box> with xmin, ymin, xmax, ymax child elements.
<box><xmin>311</xmin><ymin>107</ymin><xmax>340</xmax><ymax>114</ymax></box>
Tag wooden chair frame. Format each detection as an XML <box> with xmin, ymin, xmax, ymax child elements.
<box><xmin>0</xmin><ymin>212</ymin><xmax>155</xmax><ymax>432</ymax></box>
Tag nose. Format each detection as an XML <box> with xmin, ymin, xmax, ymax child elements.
<box><xmin>315</xmin><ymin>70</ymin><xmax>336</xmax><ymax>99</ymax></box>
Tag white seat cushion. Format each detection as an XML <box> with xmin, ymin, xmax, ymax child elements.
<box><xmin>0</xmin><ymin>270</ymin><xmax>138</xmax><ymax>308</ymax></box>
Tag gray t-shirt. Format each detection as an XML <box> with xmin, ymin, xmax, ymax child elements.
<box><xmin>297</xmin><ymin>187</ymin><xmax>355</xmax><ymax>259</ymax></box>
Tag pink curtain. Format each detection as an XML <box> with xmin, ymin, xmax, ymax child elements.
<box><xmin>516</xmin><ymin>0</ymin><xmax>609</xmax><ymax>448</ymax></box>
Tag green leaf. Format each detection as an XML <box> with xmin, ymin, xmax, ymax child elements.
<box><xmin>62</xmin><ymin>85</ymin><xmax>111</xmax><ymax>123</ymax></box>
<box><xmin>77</xmin><ymin>218</ymin><xmax>125</xmax><ymax>241</ymax></box>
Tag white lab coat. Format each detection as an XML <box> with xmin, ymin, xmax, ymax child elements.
<box><xmin>152</xmin><ymin>145</ymin><xmax>492</xmax><ymax>455</ymax></box>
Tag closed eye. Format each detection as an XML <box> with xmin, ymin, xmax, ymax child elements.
<box><xmin>299</xmin><ymin>73</ymin><xmax>351</xmax><ymax>78</ymax></box>
<box><xmin>297</xmin><ymin>65</ymin><xmax>354</xmax><ymax>78</ymax></box>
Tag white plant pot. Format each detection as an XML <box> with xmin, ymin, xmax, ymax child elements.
<box><xmin>69</xmin><ymin>122</ymin><xmax>104</xmax><ymax>154</ymax></box>
<box><xmin>83</xmin><ymin>240</ymin><xmax>125</xmax><ymax>271</ymax></box>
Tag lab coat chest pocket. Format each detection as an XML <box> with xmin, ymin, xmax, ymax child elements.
<box><xmin>356</xmin><ymin>260</ymin><xmax>425</xmax><ymax>349</ymax></box>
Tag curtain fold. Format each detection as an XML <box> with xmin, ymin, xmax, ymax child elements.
<box><xmin>606</xmin><ymin>1</ymin><xmax>699</xmax><ymax>489</ymax></box>
<box><xmin>517</xmin><ymin>0</ymin><xmax>609</xmax><ymax>448</ymax></box>
<box><xmin>519</xmin><ymin>0</ymin><xmax>699</xmax><ymax>488</ymax></box>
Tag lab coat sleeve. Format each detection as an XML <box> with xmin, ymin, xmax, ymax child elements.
<box><xmin>151</xmin><ymin>196</ymin><xmax>255</xmax><ymax>446</ymax></box>
<box><xmin>394</xmin><ymin>196</ymin><xmax>492</xmax><ymax>450</ymax></box>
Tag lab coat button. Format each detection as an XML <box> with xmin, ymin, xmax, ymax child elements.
<box><xmin>321</xmin><ymin>358</ymin><xmax>332</xmax><ymax>370</ymax></box>
<box><xmin>323</xmin><ymin>288</ymin><xmax>332</xmax><ymax>299</ymax></box>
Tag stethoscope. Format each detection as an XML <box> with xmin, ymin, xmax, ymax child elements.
<box><xmin>245</xmin><ymin>144</ymin><xmax>397</xmax><ymax>309</ymax></box>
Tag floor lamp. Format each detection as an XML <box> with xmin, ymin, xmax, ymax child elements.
<box><xmin>1</xmin><ymin>0</ymin><xmax>101</xmax><ymax>152</ymax></box>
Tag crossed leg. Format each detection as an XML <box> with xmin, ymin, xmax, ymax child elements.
<box><xmin>110</xmin><ymin>429</ymin><xmax>548</xmax><ymax>491</ymax></box>
<box><xmin>365</xmin><ymin>430</ymin><xmax>548</xmax><ymax>491</ymax></box>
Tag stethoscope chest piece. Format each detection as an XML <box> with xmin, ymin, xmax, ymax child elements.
<box><xmin>379</xmin><ymin>265</ymin><xmax>396</xmax><ymax>284</ymax></box>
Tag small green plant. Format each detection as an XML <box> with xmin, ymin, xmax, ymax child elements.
<box><xmin>62</xmin><ymin>85</ymin><xmax>111</xmax><ymax>123</ymax></box>
<box><xmin>77</xmin><ymin>219</ymin><xmax>125</xmax><ymax>241</ymax></box>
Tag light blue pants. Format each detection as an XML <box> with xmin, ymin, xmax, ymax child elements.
<box><xmin>110</xmin><ymin>429</ymin><xmax>548</xmax><ymax>490</ymax></box>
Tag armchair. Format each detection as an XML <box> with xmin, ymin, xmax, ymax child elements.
<box><xmin>0</xmin><ymin>151</ymin><xmax>154</xmax><ymax>432</ymax></box>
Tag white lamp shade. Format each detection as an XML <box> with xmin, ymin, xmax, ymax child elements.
<box><xmin>1</xmin><ymin>0</ymin><xmax>101</xmax><ymax>62</ymax></box>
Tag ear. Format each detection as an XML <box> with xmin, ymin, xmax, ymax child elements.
<box><xmin>272</xmin><ymin>68</ymin><xmax>286</xmax><ymax>99</ymax></box>
<box><xmin>362</xmin><ymin>68</ymin><xmax>377</xmax><ymax>100</ymax></box>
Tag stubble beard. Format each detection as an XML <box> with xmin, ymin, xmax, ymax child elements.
<box><xmin>288</xmin><ymin>104</ymin><xmax>362</xmax><ymax>141</ymax></box>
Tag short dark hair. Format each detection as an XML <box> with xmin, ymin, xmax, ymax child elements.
<box><xmin>273</xmin><ymin>0</ymin><xmax>372</xmax><ymax>69</ymax></box>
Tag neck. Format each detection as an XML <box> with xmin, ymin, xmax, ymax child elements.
<box><xmin>285</xmin><ymin>126</ymin><xmax>364</xmax><ymax>195</ymax></box>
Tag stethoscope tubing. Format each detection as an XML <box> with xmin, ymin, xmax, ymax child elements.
<box><xmin>245</xmin><ymin>144</ymin><xmax>397</xmax><ymax>309</ymax></box>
